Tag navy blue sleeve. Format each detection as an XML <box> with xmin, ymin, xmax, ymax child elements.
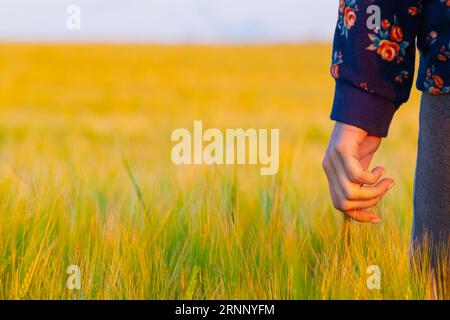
<box><xmin>330</xmin><ymin>0</ymin><xmax>422</xmax><ymax>137</ymax></box>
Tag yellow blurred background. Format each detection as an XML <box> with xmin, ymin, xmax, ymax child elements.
<box><xmin>0</xmin><ymin>43</ymin><xmax>431</xmax><ymax>299</ymax></box>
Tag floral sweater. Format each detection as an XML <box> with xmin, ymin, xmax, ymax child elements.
<box><xmin>330</xmin><ymin>0</ymin><xmax>450</xmax><ymax>137</ymax></box>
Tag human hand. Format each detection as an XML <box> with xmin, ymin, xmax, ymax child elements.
<box><xmin>322</xmin><ymin>122</ymin><xmax>395</xmax><ymax>223</ymax></box>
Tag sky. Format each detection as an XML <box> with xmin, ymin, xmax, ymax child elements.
<box><xmin>0</xmin><ymin>0</ymin><xmax>338</xmax><ymax>43</ymax></box>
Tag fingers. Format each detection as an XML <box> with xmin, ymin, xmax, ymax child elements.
<box><xmin>359</xmin><ymin>136</ymin><xmax>382</xmax><ymax>169</ymax></box>
<box><xmin>370</xmin><ymin>166</ymin><xmax>385</xmax><ymax>178</ymax></box>
<box><xmin>331</xmin><ymin>180</ymin><xmax>383</xmax><ymax>220</ymax></box>
<box><xmin>333</xmin><ymin>158</ymin><xmax>394</xmax><ymax>201</ymax></box>
<box><xmin>323</xmin><ymin>149</ymin><xmax>395</xmax><ymax>224</ymax></box>
<box><xmin>357</xmin><ymin>178</ymin><xmax>395</xmax><ymax>200</ymax></box>
<box><xmin>339</xmin><ymin>151</ymin><xmax>383</xmax><ymax>185</ymax></box>
<box><xmin>323</xmin><ymin>122</ymin><xmax>396</xmax><ymax>224</ymax></box>
<box><xmin>345</xmin><ymin>209</ymin><xmax>381</xmax><ymax>224</ymax></box>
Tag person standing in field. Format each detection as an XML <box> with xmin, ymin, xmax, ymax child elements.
<box><xmin>323</xmin><ymin>0</ymin><xmax>449</xmax><ymax>277</ymax></box>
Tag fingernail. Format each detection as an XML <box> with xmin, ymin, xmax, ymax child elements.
<box><xmin>388</xmin><ymin>182</ymin><xmax>395</xmax><ymax>190</ymax></box>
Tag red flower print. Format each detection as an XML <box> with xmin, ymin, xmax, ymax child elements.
<box><xmin>429</xmin><ymin>87</ymin><xmax>443</xmax><ymax>95</ymax></box>
<box><xmin>438</xmin><ymin>44</ymin><xmax>450</xmax><ymax>62</ymax></box>
<box><xmin>359</xmin><ymin>82</ymin><xmax>368</xmax><ymax>90</ymax></box>
<box><xmin>367</xmin><ymin>15</ymin><xmax>410</xmax><ymax>64</ymax></box>
<box><xmin>331</xmin><ymin>64</ymin><xmax>340</xmax><ymax>79</ymax></box>
<box><xmin>408</xmin><ymin>7</ymin><xmax>418</xmax><ymax>16</ymax></box>
<box><xmin>331</xmin><ymin>50</ymin><xmax>344</xmax><ymax>79</ymax></box>
<box><xmin>424</xmin><ymin>66</ymin><xmax>450</xmax><ymax>95</ymax></box>
<box><xmin>344</xmin><ymin>7</ymin><xmax>357</xmax><ymax>30</ymax></box>
<box><xmin>337</xmin><ymin>0</ymin><xmax>358</xmax><ymax>38</ymax></box>
<box><xmin>339</xmin><ymin>0</ymin><xmax>346</xmax><ymax>14</ymax></box>
<box><xmin>390</xmin><ymin>25</ymin><xmax>403</xmax><ymax>42</ymax></box>
<box><xmin>432</xmin><ymin>75</ymin><xmax>444</xmax><ymax>88</ymax></box>
<box><xmin>426</xmin><ymin>31</ymin><xmax>438</xmax><ymax>45</ymax></box>
<box><xmin>353</xmin><ymin>81</ymin><xmax>373</xmax><ymax>92</ymax></box>
<box><xmin>376</xmin><ymin>40</ymin><xmax>401</xmax><ymax>62</ymax></box>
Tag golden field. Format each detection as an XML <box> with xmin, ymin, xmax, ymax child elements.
<box><xmin>0</xmin><ymin>43</ymin><xmax>442</xmax><ymax>299</ymax></box>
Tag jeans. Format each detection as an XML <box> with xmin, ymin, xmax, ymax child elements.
<box><xmin>413</xmin><ymin>93</ymin><xmax>450</xmax><ymax>272</ymax></box>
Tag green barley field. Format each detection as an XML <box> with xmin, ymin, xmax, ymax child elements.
<box><xmin>0</xmin><ymin>43</ymin><xmax>443</xmax><ymax>299</ymax></box>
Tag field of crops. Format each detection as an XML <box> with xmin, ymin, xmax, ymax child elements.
<box><xmin>0</xmin><ymin>43</ymin><xmax>442</xmax><ymax>299</ymax></box>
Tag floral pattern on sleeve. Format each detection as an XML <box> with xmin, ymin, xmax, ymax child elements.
<box><xmin>330</xmin><ymin>0</ymin><xmax>449</xmax><ymax>137</ymax></box>
<box><xmin>366</xmin><ymin>17</ymin><xmax>410</xmax><ymax>64</ymax></box>
<box><xmin>331</xmin><ymin>50</ymin><xmax>344</xmax><ymax>79</ymax></box>
<box><xmin>420</xmin><ymin>29</ymin><xmax>450</xmax><ymax>95</ymax></box>
<box><xmin>337</xmin><ymin>0</ymin><xmax>359</xmax><ymax>38</ymax></box>
<box><xmin>424</xmin><ymin>66</ymin><xmax>450</xmax><ymax>94</ymax></box>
